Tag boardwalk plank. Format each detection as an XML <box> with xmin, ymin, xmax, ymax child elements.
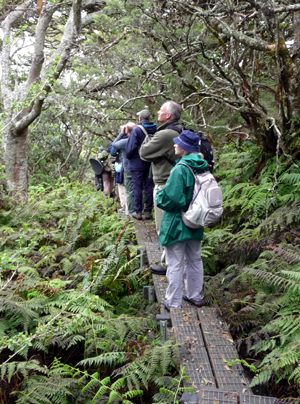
<box><xmin>198</xmin><ymin>388</ymin><xmax>276</xmax><ymax>403</ymax></box>
<box><xmin>207</xmin><ymin>346</ymin><xmax>251</xmax><ymax>392</ymax></box>
<box><xmin>197</xmin><ymin>307</ymin><xmax>234</xmax><ymax>348</ymax></box>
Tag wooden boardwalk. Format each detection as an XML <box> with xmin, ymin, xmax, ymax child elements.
<box><xmin>134</xmin><ymin>219</ymin><xmax>277</xmax><ymax>404</ymax></box>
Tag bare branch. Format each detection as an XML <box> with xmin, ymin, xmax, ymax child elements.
<box><xmin>1</xmin><ymin>0</ymin><xmax>33</xmax><ymax>107</ymax></box>
<box><xmin>26</xmin><ymin>3</ymin><xmax>60</xmax><ymax>91</ymax></box>
<box><xmin>115</xmin><ymin>92</ymin><xmax>167</xmax><ymax>112</ymax></box>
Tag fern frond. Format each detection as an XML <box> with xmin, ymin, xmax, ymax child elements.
<box><xmin>281</xmin><ymin>270</ymin><xmax>300</xmax><ymax>283</ymax></box>
<box><xmin>78</xmin><ymin>352</ymin><xmax>126</xmax><ymax>368</ymax></box>
<box><xmin>242</xmin><ymin>267</ymin><xmax>300</xmax><ymax>293</ymax></box>
<box><xmin>161</xmin><ymin>342</ymin><xmax>172</xmax><ymax>374</ymax></box>
<box><xmin>159</xmin><ymin>388</ymin><xmax>176</xmax><ymax>397</ymax></box>
<box><xmin>279</xmin><ymin>172</ymin><xmax>300</xmax><ymax>185</ymax></box>
<box><xmin>122</xmin><ymin>389</ymin><xmax>143</xmax><ymax>399</ymax></box>
<box><xmin>111</xmin><ymin>377</ymin><xmax>125</xmax><ymax>390</ymax></box>
<box><xmin>17</xmin><ymin>266</ymin><xmax>41</xmax><ymax>279</ymax></box>
<box><xmin>249</xmin><ymin>368</ymin><xmax>272</xmax><ymax>387</ymax></box>
<box><xmin>16</xmin><ymin>375</ymin><xmax>75</xmax><ymax>404</ymax></box>
<box><xmin>108</xmin><ymin>390</ymin><xmax>119</xmax><ymax>404</ymax></box>
<box><xmin>81</xmin><ymin>374</ymin><xmax>100</xmax><ymax>394</ymax></box>
<box><xmin>289</xmin><ymin>365</ymin><xmax>300</xmax><ymax>384</ymax></box>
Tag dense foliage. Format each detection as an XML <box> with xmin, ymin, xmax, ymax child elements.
<box><xmin>202</xmin><ymin>144</ymin><xmax>300</xmax><ymax>398</ymax></box>
<box><xmin>2</xmin><ymin>0</ymin><xmax>300</xmax><ymax>402</ymax></box>
<box><xmin>0</xmin><ymin>180</ymin><xmax>184</xmax><ymax>403</ymax></box>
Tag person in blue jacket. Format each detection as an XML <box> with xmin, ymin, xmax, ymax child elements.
<box><xmin>126</xmin><ymin>109</ymin><xmax>156</xmax><ymax>220</ymax></box>
<box><xmin>112</xmin><ymin>122</ymin><xmax>136</xmax><ymax>216</ymax></box>
<box><xmin>155</xmin><ymin>130</ymin><xmax>209</xmax><ymax>310</ymax></box>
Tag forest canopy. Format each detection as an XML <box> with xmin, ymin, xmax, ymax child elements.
<box><xmin>1</xmin><ymin>0</ymin><xmax>300</xmax><ymax>189</ymax></box>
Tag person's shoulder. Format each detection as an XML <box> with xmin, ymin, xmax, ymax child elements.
<box><xmin>114</xmin><ymin>136</ymin><xmax>127</xmax><ymax>145</ymax></box>
<box><xmin>127</xmin><ymin>126</ymin><xmax>139</xmax><ymax>138</ymax></box>
<box><xmin>157</xmin><ymin>121</ymin><xmax>182</xmax><ymax>133</ymax></box>
<box><xmin>167</xmin><ymin>122</ymin><xmax>182</xmax><ymax>131</ymax></box>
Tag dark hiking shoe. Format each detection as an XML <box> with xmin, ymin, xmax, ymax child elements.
<box><xmin>164</xmin><ymin>303</ymin><xmax>170</xmax><ymax>312</ymax></box>
<box><xmin>150</xmin><ymin>263</ymin><xmax>167</xmax><ymax>275</ymax></box>
<box><xmin>132</xmin><ymin>211</ymin><xmax>142</xmax><ymax>220</ymax></box>
<box><xmin>182</xmin><ymin>295</ymin><xmax>206</xmax><ymax>307</ymax></box>
<box><xmin>142</xmin><ymin>211</ymin><xmax>153</xmax><ymax>220</ymax></box>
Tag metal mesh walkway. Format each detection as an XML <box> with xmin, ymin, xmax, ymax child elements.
<box><xmin>133</xmin><ymin>219</ymin><xmax>276</xmax><ymax>403</ymax></box>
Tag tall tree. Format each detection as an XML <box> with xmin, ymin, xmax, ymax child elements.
<box><xmin>0</xmin><ymin>0</ymin><xmax>100</xmax><ymax>191</ymax></box>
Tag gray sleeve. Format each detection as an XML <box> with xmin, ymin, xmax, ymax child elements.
<box><xmin>112</xmin><ymin>138</ymin><xmax>127</xmax><ymax>150</ymax></box>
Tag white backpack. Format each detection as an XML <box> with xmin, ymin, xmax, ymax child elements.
<box><xmin>179</xmin><ymin>162</ymin><xmax>223</xmax><ymax>228</ymax></box>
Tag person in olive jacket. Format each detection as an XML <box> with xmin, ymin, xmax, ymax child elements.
<box><xmin>139</xmin><ymin>101</ymin><xmax>182</xmax><ymax>233</ymax></box>
<box><xmin>155</xmin><ymin>130</ymin><xmax>209</xmax><ymax>310</ymax></box>
<box><xmin>139</xmin><ymin>101</ymin><xmax>182</xmax><ymax>275</ymax></box>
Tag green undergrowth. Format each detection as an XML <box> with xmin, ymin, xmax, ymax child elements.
<box><xmin>201</xmin><ymin>143</ymin><xmax>300</xmax><ymax>398</ymax></box>
<box><xmin>2</xmin><ymin>140</ymin><xmax>300</xmax><ymax>401</ymax></box>
<box><xmin>0</xmin><ymin>180</ymin><xmax>181</xmax><ymax>403</ymax></box>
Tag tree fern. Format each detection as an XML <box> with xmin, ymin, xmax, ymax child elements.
<box><xmin>15</xmin><ymin>374</ymin><xmax>76</xmax><ymax>404</ymax></box>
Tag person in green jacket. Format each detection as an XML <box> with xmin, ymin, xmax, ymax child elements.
<box><xmin>155</xmin><ymin>130</ymin><xmax>209</xmax><ymax>310</ymax></box>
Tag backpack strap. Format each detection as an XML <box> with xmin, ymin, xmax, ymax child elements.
<box><xmin>164</xmin><ymin>155</ymin><xmax>175</xmax><ymax>167</ymax></box>
<box><xmin>177</xmin><ymin>162</ymin><xmax>197</xmax><ymax>178</ymax></box>
<box><xmin>138</xmin><ymin>125</ymin><xmax>149</xmax><ymax>137</ymax></box>
<box><xmin>139</xmin><ymin>124</ymin><xmax>175</xmax><ymax>167</ymax></box>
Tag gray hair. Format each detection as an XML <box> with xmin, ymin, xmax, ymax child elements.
<box><xmin>164</xmin><ymin>101</ymin><xmax>182</xmax><ymax>121</ymax></box>
<box><xmin>137</xmin><ymin>109</ymin><xmax>150</xmax><ymax>120</ymax></box>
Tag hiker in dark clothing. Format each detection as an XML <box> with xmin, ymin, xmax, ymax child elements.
<box><xmin>94</xmin><ymin>146</ymin><xmax>104</xmax><ymax>191</ymax></box>
<box><xmin>126</xmin><ymin>109</ymin><xmax>156</xmax><ymax>220</ymax></box>
<box><xmin>112</xmin><ymin>122</ymin><xmax>136</xmax><ymax>216</ymax></box>
<box><xmin>97</xmin><ymin>146</ymin><xmax>115</xmax><ymax>197</ymax></box>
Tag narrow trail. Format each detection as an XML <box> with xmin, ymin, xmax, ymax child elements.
<box><xmin>134</xmin><ymin>219</ymin><xmax>277</xmax><ymax>404</ymax></box>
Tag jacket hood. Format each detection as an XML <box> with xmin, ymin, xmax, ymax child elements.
<box><xmin>157</xmin><ymin>120</ymin><xmax>182</xmax><ymax>134</ymax></box>
<box><xmin>141</xmin><ymin>121</ymin><xmax>157</xmax><ymax>135</ymax></box>
<box><xmin>177</xmin><ymin>153</ymin><xmax>209</xmax><ymax>173</ymax></box>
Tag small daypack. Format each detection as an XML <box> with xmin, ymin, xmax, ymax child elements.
<box><xmin>109</xmin><ymin>145</ymin><xmax>118</xmax><ymax>157</ymax></box>
<box><xmin>198</xmin><ymin>132</ymin><xmax>214</xmax><ymax>173</ymax></box>
<box><xmin>179</xmin><ymin>162</ymin><xmax>223</xmax><ymax>228</ymax></box>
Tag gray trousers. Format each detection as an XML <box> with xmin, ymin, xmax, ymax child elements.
<box><xmin>124</xmin><ymin>170</ymin><xmax>134</xmax><ymax>215</ymax></box>
<box><xmin>153</xmin><ymin>184</ymin><xmax>166</xmax><ymax>236</ymax></box>
<box><xmin>154</xmin><ymin>184</ymin><xmax>166</xmax><ymax>266</ymax></box>
<box><xmin>165</xmin><ymin>240</ymin><xmax>203</xmax><ymax>308</ymax></box>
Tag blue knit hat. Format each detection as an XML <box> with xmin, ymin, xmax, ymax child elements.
<box><xmin>173</xmin><ymin>130</ymin><xmax>200</xmax><ymax>153</ymax></box>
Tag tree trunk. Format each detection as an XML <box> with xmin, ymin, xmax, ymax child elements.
<box><xmin>291</xmin><ymin>1</ymin><xmax>300</xmax><ymax>120</ymax></box>
<box><xmin>3</xmin><ymin>126</ymin><xmax>28</xmax><ymax>190</ymax></box>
